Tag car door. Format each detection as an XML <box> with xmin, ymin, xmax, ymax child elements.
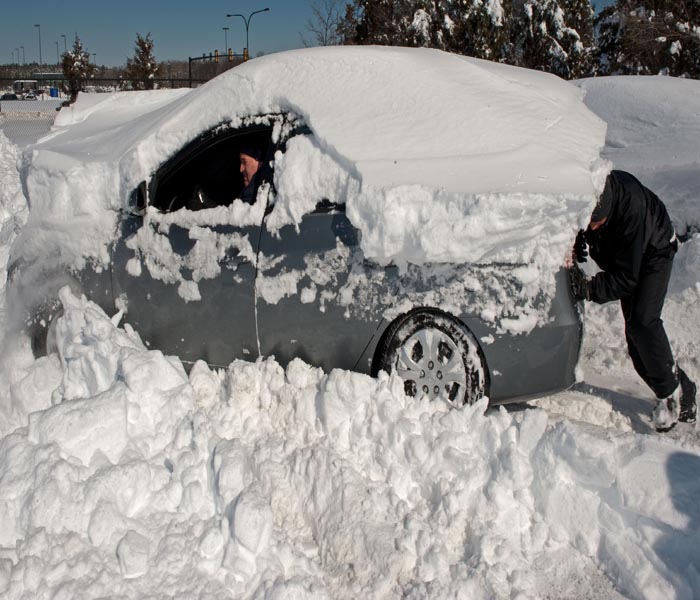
<box><xmin>255</xmin><ymin>129</ymin><xmax>397</xmax><ymax>373</ymax></box>
<box><xmin>110</xmin><ymin>123</ymin><xmax>276</xmax><ymax>368</ymax></box>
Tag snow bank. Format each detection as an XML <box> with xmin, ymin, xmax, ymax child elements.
<box><xmin>0</xmin><ymin>290</ymin><xmax>698</xmax><ymax>598</ymax></box>
<box><xmin>0</xmin><ymin>132</ymin><xmax>27</xmax><ymax>334</ymax></box>
<box><xmin>577</xmin><ymin>75</ymin><xmax>700</xmax><ymax>234</ymax></box>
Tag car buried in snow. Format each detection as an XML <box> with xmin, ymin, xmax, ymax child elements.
<box><xmin>8</xmin><ymin>47</ymin><xmax>607</xmax><ymax>407</ymax></box>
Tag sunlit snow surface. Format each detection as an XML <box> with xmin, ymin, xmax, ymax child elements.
<box><xmin>1</xmin><ymin>69</ymin><xmax>699</xmax><ymax>599</ymax></box>
<box><xmin>577</xmin><ymin>75</ymin><xmax>700</xmax><ymax>235</ymax></box>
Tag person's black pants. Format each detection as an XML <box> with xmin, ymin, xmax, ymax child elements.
<box><xmin>620</xmin><ymin>245</ymin><xmax>678</xmax><ymax>399</ymax></box>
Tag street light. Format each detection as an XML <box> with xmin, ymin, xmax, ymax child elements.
<box><xmin>56</xmin><ymin>41</ymin><xmax>60</xmax><ymax>65</ymax></box>
<box><xmin>226</xmin><ymin>8</ymin><xmax>269</xmax><ymax>60</ymax></box>
<box><xmin>34</xmin><ymin>23</ymin><xmax>42</xmax><ymax>66</ymax></box>
<box><xmin>20</xmin><ymin>46</ymin><xmax>25</xmax><ymax>64</ymax></box>
<box><xmin>222</xmin><ymin>26</ymin><xmax>229</xmax><ymax>55</ymax></box>
<box><xmin>15</xmin><ymin>48</ymin><xmax>19</xmax><ymax>65</ymax></box>
<box><xmin>61</xmin><ymin>34</ymin><xmax>67</xmax><ymax>53</ymax></box>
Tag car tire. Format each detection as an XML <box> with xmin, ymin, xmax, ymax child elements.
<box><xmin>376</xmin><ymin>308</ymin><xmax>488</xmax><ymax>406</ymax></box>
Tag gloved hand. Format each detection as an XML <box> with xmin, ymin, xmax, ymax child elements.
<box><xmin>573</xmin><ymin>229</ymin><xmax>588</xmax><ymax>263</ymax></box>
<box><xmin>570</xmin><ymin>267</ymin><xmax>590</xmax><ymax>302</ymax></box>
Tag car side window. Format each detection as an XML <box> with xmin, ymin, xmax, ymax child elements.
<box><xmin>314</xmin><ymin>198</ymin><xmax>346</xmax><ymax>213</ymax></box>
<box><xmin>150</xmin><ymin>126</ymin><xmax>274</xmax><ymax>213</ymax></box>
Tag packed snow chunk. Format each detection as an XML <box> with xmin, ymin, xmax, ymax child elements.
<box><xmin>0</xmin><ymin>558</ymin><xmax>10</xmax><ymax>595</ymax></box>
<box><xmin>212</xmin><ymin>439</ymin><xmax>253</xmax><ymax>510</ymax></box>
<box><xmin>3</xmin><ymin>354</ymin><xmax>62</xmax><ymax>434</ymax></box>
<box><xmin>269</xmin><ymin>134</ymin><xmax>360</xmax><ymax>231</ymax></box>
<box><xmin>229</xmin><ymin>484</ymin><xmax>274</xmax><ymax>556</ymax></box>
<box><xmin>53</xmin><ymin>287</ymin><xmax>145</xmax><ymax>401</ymax></box>
<box><xmin>116</xmin><ymin>529</ymin><xmax>151</xmax><ymax>579</ymax></box>
<box><xmin>27</xmin><ymin>385</ymin><xmax>128</xmax><ymax>465</ymax></box>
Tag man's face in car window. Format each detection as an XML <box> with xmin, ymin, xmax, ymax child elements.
<box><xmin>240</xmin><ymin>152</ymin><xmax>261</xmax><ymax>187</ymax></box>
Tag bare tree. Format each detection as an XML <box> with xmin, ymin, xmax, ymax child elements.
<box><xmin>302</xmin><ymin>0</ymin><xmax>345</xmax><ymax>46</ymax></box>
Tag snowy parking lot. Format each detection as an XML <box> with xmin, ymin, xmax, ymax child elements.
<box><xmin>0</xmin><ymin>67</ymin><xmax>699</xmax><ymax>599</ymax></box>
<box><xmin>0</xmin><ymin>98</ymin><xmax>62</xmax><ymax>147</ymax></box>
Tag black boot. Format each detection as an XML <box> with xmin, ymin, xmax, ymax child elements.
<box><xmin>678</xmin><ymin>368</ymin><xmax>697</xmax><ymax>424</ymax></box>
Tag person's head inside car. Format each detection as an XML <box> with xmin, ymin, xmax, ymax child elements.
<box><xmin>239</xmin><ymin>144</ymin><xmax>262</xmax><ymax>188</ymax></box>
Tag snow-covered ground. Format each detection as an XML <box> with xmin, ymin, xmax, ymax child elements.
<box><xmin>0</xmin><ymin>70</ymin><xmax>698</xmax><ymax>599</ymax></box>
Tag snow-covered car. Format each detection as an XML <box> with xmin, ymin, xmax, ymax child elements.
<box><xmin>8</xmin><ymin>47</ymin><xmax>607</xmax><ymax>406</ymax></box>
<box><xmin>22</xmin><ymin>91</ymin><xmax>37</xmax><ymax>100</ymax></box>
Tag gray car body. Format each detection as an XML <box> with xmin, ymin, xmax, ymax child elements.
<box><xmin>11</xmin><ymin>114</ymin><xmax>582</xmax><ymax>405</ymax></box>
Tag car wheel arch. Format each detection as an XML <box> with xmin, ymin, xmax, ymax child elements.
<box><xmin>371</xmin><ymin>306</ymin><xmax>491</xmax><ymax>406</ymax></box>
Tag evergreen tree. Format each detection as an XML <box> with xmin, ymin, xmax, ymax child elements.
<box><xmin>597</xmin><ymin>0</ymin><xmax>700</xmax><ymax>78</ymax></box>
<box><xmin>450</xmin><ymin>0</ymin><xmax>513</xmax><ymax>62</ymax></box>
<box><xmin>124</xmin><ymin>33</ymin><xmax>161</xmax><ymax>90</ymax></box>
<box><xmin>517</xmin><ymin>0</ymin><xmax>596</xmax><ymax>78</ymax></box>
<box><xmin>61</xmin><ymin>35</ymin><xmax>95</xmax><ymax>102</ymax></box>
<box><xmin>337</xmin><ymin>0</ymin><xmax>597</xmax><ymax>78</ymax></box>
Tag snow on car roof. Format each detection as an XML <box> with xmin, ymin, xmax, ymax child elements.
<box><xmin>45</xmin><ymin>45</ymin><xmax>606</xmax><ymax>198</ymax></box>
<box><xmin>16</xmin><ymin>46</ymin><xmax>608</xmax><ymax>300</ymax></box>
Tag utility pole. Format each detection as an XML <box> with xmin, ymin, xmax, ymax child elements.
<box><xmin>225</xmin><ymin>8</ymin><xmax>269</xmax><ymax>60</ymax></box>
<box><xmin>34</xmin><ymin>24</ymin><xmax>42</xmax><ymax>66</ymax></box>
<box><xmin>223</xmin><ymin>26</ymin><xmax>229</xmax><ymax>58</ymax></box>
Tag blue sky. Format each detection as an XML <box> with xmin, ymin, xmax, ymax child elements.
<box><xmin>3</xmin><ymin>0</ymin><xmax>616</xmax><ymax>67</ymax></box>
<box><xmin>2</xmin><ymin>1</ymin><xmax>314</xmax><ymax>66</ymax></box>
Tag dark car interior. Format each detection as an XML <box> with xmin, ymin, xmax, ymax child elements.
<box><xmin>150</xmin><ymin>126</ymin><xmax>274</xmax><ymax>213</ymax></box>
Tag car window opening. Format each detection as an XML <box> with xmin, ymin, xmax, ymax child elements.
<box><xmin>151</xmin><ymin>128</ymin><xmax>274</xmax><ymax>213</ymax></box>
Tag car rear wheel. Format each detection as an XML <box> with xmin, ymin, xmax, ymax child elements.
<box><xmin>376</xmin><ymin>309</ymin><xmax>487</xmax><ymax>406</ymax></box>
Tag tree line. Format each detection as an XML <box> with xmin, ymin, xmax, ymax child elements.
<box><xmin>52</xmin><ymin>0</ymin><xmax>700</xmax><ymax>102</ymax></box>
<box><xmin>319</xmin><ymin>0</ymin><xmax>699</xmax><ymax>80</ymax></box>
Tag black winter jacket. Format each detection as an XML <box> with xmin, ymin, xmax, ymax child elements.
<box><xmin>586</xmin><ymin>170</ymin><xmax>676</xmax><ymax>304</ymax></box>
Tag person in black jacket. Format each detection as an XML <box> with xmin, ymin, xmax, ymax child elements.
<box><xmin>571</xmin><ymin>170</ymin><xmax>696</xmax><ymax>432</ymax></box>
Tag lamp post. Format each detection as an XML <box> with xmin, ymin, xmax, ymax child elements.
<box><xmin>61</xmin><ymin>34</ymin><xmax>67</xmax><ymax>53</ymax></box>
<box><xmin>20</xmin><ymin>46</ymin><xmax>25</xmax><ymax>64</ymax></box>
<box><xmin>14</xmin><ymin>48</ymin><xmax>19</xmax><ymax>65</ymax></box>
<box><xmin>34</xmin><ymin>23</ymin><xmax>42</xmax><ymax>66</ymax></box>
<box><xmin>225</xmin><ymin>8</ymin><xmax>269</xmax><ymax>60</ymax></box>
<box><xmin>222</xmin><ymin>26</ymin><xmax>229</xmax><ymax>55</ymax></box>
<box><xmin>56</xmin><ymin>41</ymin><xmax>60</xmax><ymax>65</ymax></box>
